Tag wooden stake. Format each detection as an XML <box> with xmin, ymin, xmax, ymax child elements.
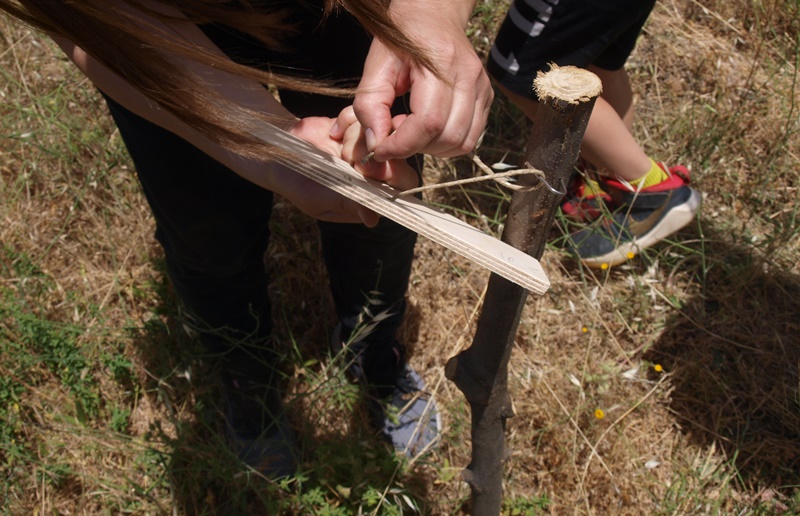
<box><xmin>445</xmin><ymin>65</ymin><xmax>602</xmax><ymax>515</ymax></box>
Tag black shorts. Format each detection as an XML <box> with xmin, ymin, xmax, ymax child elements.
<box><xmin>487</xmin><ymin>0</ymin><xmax>656</xmax><ymax>99</ymax></box>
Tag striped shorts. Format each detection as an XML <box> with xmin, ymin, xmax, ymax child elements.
<box><xmin>487</xmin><ymin>0</ymin><xmax>657</xmax><ymax>99</ymax></box>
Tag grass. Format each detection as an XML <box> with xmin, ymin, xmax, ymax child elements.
<box><xmin>1</xmin><ymin>0</ymin><xmax>800</xmax><ymax>513</ymax></box>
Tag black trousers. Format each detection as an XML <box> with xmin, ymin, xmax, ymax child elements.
<box><xmin>103</xmin><ymin>4</ymin><xmax>418</xmax><ymax>376</ymax></box>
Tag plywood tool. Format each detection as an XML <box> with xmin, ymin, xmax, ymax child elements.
<box><xmin>246</xmin><ymin>121</ymin><xmax>550</xmax><ymax>295</ymax></box>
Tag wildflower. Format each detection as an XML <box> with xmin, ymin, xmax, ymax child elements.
<box><xmin>654</xmin><ymin>364</ymin><xmax>663</xmax><ymax>373</ymax></box>
<box><xmin>601</xmin><ymin>263</ymin><xmax>609</xmax><ymax>270</ymax></box>
<box><xmin>581</xmin><ymin>326</ymin><xmax>588</xmax><ymax>333</ymax></box>
<box><xmin>626</xmin><ymin>251</ymin><xmax>635</xmax><ymax>260</ymax></box>
<box><xmin>594</xmin><ymin>408</ymin><xmax>605</xmax><ymax>419</ymax></box>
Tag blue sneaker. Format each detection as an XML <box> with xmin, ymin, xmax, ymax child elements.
<box><xmin>567</xmin><ymin>163</ymin><xmax>701</xmax><ymax>268</ymax></box>
<box><xmin>178</xmin><ymin>307</ymin><xmax>299</xmax><ymax>477</ymax></box>
<box><xmin>226</xmin><ymin>412</ymin><xmax>298</xmax><ymax>478</ymax></box>
<box><xmin>331</xmin><ymin>324</ymin><xmax>441</xmax><ymax>458</ymax></box>
<box><xmin>222</xmin><ymin>367</ymin><xmax>299</xmax><ymax>478</ymax></box>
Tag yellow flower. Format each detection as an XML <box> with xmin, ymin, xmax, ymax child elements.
<box><xmin>581</xmin><ymin>326</ymin><xmax>588</xmax><ymax>333</ymax></box>
<box><xmin>654</xmin><ymin>364</ymin><xmax>663</xmax><ymax>373</ymax></box>
<box><xmin>626</xmin><ymin>251</ymin><xmax>635</xmax><ymax>260</ymax></box>
<box><xmin>594</xmin><ymin>408</ymin><xmax>605</xmax><ymax>419</ymax></box>
<box><xmin>601</xmin><ymin>263</ymin><xmax>609</xmax><ymax>270</ymax></box>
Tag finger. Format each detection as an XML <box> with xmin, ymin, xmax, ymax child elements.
<box><xmin>353</xmin><ymin>41</ymin><xmax>409</xmax><ymax>151</ymax></box>
<box><xmin>382</xmin><ymin>160</ymin><xmax>422</xmax><ymax>191</ymax></box>
<box><xmin>391</xmin><ymin>71</ymin><xmax>492</xmax><ymax>158</ymax></box>
<box><xmin>330</xmin><ymin>105</ymin><xmax>358</xmax><ymax>140</ymax></box>
<box><xmin>356</xmin><ymin>204</ymin><xmax>380</xmax><ymax>227</ymax></box>
<box><xmin>342</xmin><ymin>122</ymin><xmax>396</xmax><ymax>182</ymax></box>
<box><xmin>432</xmin><ymin>71</ymin><xmax>491</xmax><ymax>156</ymax></box>
<box><xmin>370</xmin><ymin>69</ymin><xmax>454</xmax><ymax>160</ymax></box>
<box><xmin>327</xmin><ymin>194</ymin><xmax>378</xmax><ymax>227</ymax></box>
<box><xmin>325</xmin><ymin>196</ymin><xmax>367</xmax><ymax>225</ymax></box>
<box><xmin>391</xmin><ymin>114</ymin><xmax>408</xmax><ymax>130</ymax></box>
<box><xmin>373</xmin><ymin>62</ymin><xmax>494</xmax><ymax>160</ymax></box>
<box><xmin>354</xmin><ymin>155</ymin><xmax>419</xmax><ymax>192</ymax></box>
<box><xmin>352</xmin><ymin>84</ymin><xmax>397</xmax><ymax>152</ymax></box>
<box><xmin>430</xmin><ymin>81</ymin><xmax>477</xmax><ymax>157</ymax></box>
<box><xmin>289</xmin><ymin>116</ymin><xmax>344</xmax><ymax>157</ymax></box>
<box><xmin>464</xmin><ymin>74</ymin><xmax>494</xmax><ymax>152</ymax></box>
<box><xmin>340</xmin><ymin>121</ymin><xmax>367</xmax><ymax>165</ymax></box>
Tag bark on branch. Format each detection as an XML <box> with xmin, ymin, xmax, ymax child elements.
<box><xmin>445</xmin><ymin>65</ymin><xmax>601</xmax><ymax>515</ymax></box>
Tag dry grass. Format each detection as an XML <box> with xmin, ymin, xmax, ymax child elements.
<box><xmin>1</xmin><ymin>0</ymin><xmax>799</xmax><ymax>514</ymax></box>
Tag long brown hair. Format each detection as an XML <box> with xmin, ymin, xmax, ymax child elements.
<box><xmin>0</xmin><ymin>0</ymin><xmax>436</xmax><ymax>161</ymax></box>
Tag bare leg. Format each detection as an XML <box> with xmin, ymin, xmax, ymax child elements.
<box><xmin>494</xmin><ymin>70</ymin><xmax>650</xmax><ymax>181</ymax></box>
<box><xmin>587</xmin><ymin>65</ymin><xmax>635</xmax><ymax>131</ymax></box>
<box><xmin>580</xmin><ymin>96</ymin><xmax>650</xmax><ymax>179</ymax></box>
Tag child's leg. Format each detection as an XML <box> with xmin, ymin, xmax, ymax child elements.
<box><xmin>493</xmin><ymin>78</ymin><xmax>651</xmax><ymax>181</ymax></box>
<box><xmin>581</xmin><ymin>66</ymin><xmax>655</xmax><ymax>182</ymax></box>
<box><xmin>488</xmin><ymin>0</ymin><xmax>658</xmax><ymax>182</ymax></box>
<box><xmin>489</xmin><ymin>0</ymin><xmax>700</xmax><ymax>268</ymax></box>
<box><xmin>588</xmin><ymin>66</ymin><xmax>635</xmax><ymax>131</ymax></box>
<box><xmin>581</xmin><ymin>94</ymin><xmax>652</xmax><ymax>181</ymax></box>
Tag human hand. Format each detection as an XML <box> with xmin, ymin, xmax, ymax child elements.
<box><xmin>333</xmin><ymin>106</ymin><xmax>419</xmax><ymax>191</ymax></box>
<box><xmin>331</xmin><ymin>0</ymin><xmax>493</xmax><ymax>161</ymax></box>
<box><xmin>274</xmin><ymin>114</ymin><xmax>418</xmax><ymax>227</ymax></box>
<box><xmin>276</xmin><ymin>116</ymin><xmax>380</xmax><ymax>226</ymax></box>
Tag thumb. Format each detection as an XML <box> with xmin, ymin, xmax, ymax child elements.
<box><xmin>353</xmin><ymin>83</ymin><xmax>396</xmax><ymax>153</ymax></box>
<box><xmin>353</xmin><ymin>40</ymin><xmax>406</xmax><ymax>153</ymax></box>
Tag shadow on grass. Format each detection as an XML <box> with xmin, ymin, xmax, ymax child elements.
<box><xmin>644</xmin><ymin>223</ymin><xmax>800</xmax><ymax>493</ymax></box>
<box><xmin>129</xmin><ymin>245</ymin><xmax>433</xmax><ymax>513</ymax></box>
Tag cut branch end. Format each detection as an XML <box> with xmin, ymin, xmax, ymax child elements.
<box><xmin>534</xmin><ymin>64</ymin><xmax>603</xmax><ymax>104</ymax></box>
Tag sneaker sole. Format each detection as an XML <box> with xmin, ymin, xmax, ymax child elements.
<box><xmin>387</xmin><ymin>367</ymin><xmax>443</xmax><ymax>458</ymax></box>
<box><xmin>581</xmin><ymin>188</ymin><xmax>702</xmax><ymax>268</ymax></box>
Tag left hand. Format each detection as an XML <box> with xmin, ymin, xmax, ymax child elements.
<box><xmin>334</xmin><ymin>106</ymin><xmax>420</xmax><ymax>191</ymax></box>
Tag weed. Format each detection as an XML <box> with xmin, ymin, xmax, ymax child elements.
<box><xmin>502</xmin><ymin>493</ymin><xmax>551</xmax><ymax>515</ymax></box>
<box><xmin>15</xmin><ymin>313</ymin><xmax>100</xmax><ymax>421</ymax></box>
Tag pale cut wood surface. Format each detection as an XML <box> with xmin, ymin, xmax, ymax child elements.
<box><xmin>247</xmin><ymin>123</ymin><xmax>550</xmax><ymax>295</ymax></box>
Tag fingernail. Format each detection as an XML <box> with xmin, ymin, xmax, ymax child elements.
<box><xmin>365</xmin><ymin>128</ymin><xmax>376</xmax><ymax>151</ymax></box>
<box><xmin>329</xmin><ymin>120</ymin><xmax>339</xmax><ymax>137</ymax></box>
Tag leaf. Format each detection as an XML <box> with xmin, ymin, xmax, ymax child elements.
<box><xmin>491</xmin><ymin>162</ymin><xmax>516</xmax><ymax>171</ymax></box>
<box><xmin>622</xmin><ymin>366</ymin><xmax>639</xmax><ymax>380</ymax></box>
<box><xmin>645</xmin><ymin>458</ymin><xmax>661</xmax><ymax>469</ymax></box>
<box><xmin>401</xmin><ymin>493</ymin><xmax>417</xmax><ymax>510</ymax></box>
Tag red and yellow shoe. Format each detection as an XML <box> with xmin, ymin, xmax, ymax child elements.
<box><xmin>567</xmin><ymin>163</ymin><xmax>701</xmax><ymax>268</ymax></box>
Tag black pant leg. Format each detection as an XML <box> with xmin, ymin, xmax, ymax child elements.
<box><xmin>103</xmin><ymin>96</ymin><xmax>275</xmax><ymax>364</ymax></box>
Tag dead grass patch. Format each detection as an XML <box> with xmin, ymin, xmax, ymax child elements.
<box><xmin>2</xmin><ymin>0</ymin><xmax>799</xmax><ymax>513</ymax></box>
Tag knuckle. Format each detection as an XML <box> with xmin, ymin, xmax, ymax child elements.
<box><xmin>459</xmin><ymin>136</ymin><xmax>477</xmax><ymax>155</ymax></box>
<box><xmin>419</xmin><ymin>114</ymin><xmax>448</xmax><ymax>138</ymax></box>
